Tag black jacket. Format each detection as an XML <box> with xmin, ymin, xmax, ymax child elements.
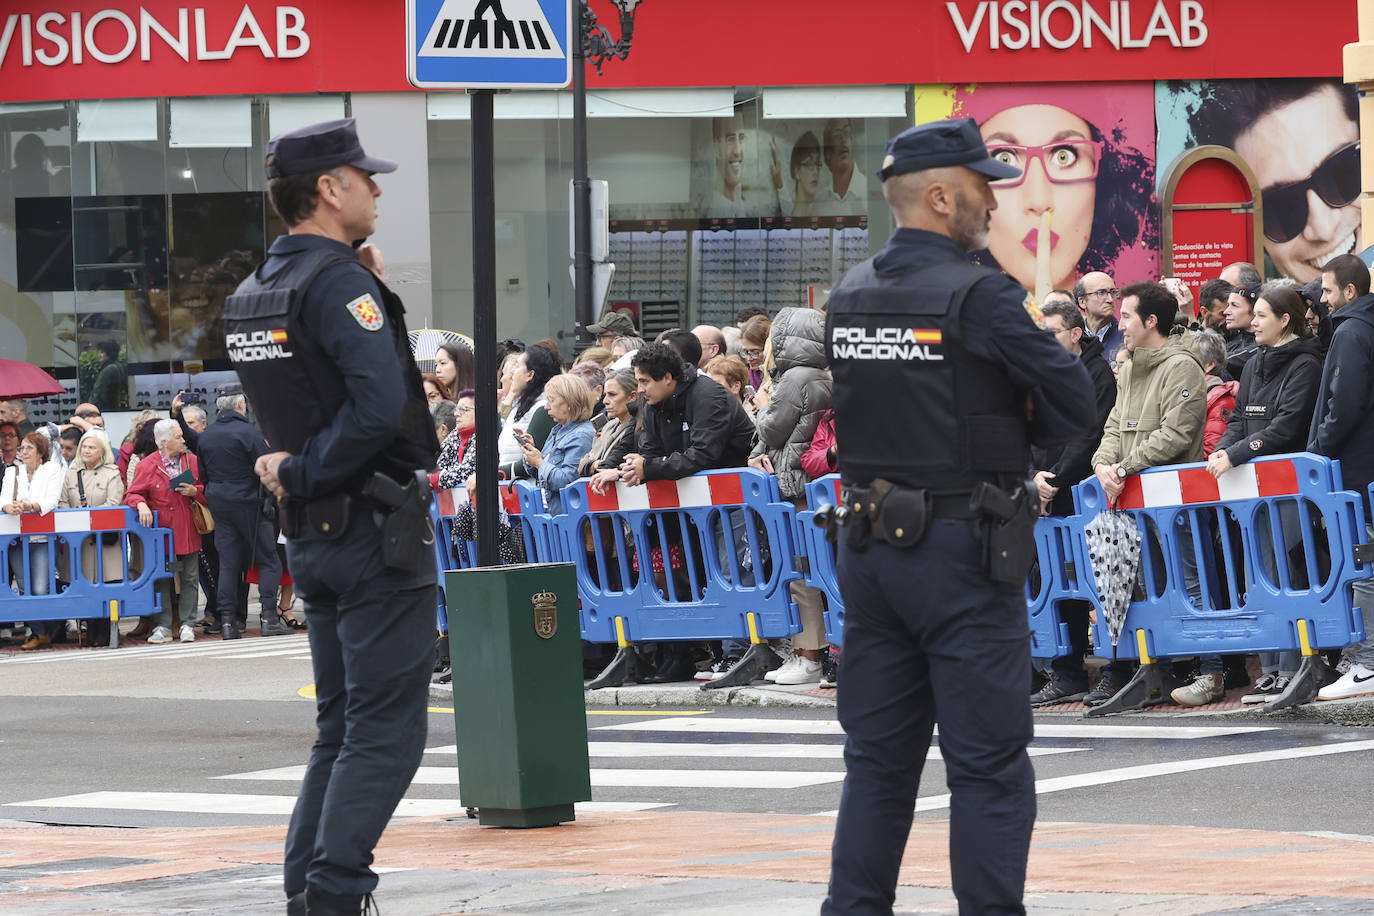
<box><xmin>197</xmin><ymin>409</ymin><xmax>270</xmax><ymax>505</ymax></box>
<box><xmin>1309</xmin><ymin>293</ymin><xmax>1374</xmax><ymax>500</ymax></box>
<box><xmin>1218</xmin><ymin>335</ymin><xmax>1323</xmax><ymax>466</ymax></box>
<box><xmin>639</xmin><ymin>364</ymin><xmax>755</xmax><ymax>480</ymax></box>
<box><xmin>1032</xmin><ymin>333</ymin><xmax>1117</xmax><ymax>516</ymax></box>
<box><xmin>1225</xmin><ymin>329</ymin><xmax>1259</xmax><ymax>380</ymax></box>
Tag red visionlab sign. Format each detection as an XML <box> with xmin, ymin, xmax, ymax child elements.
<box><xmin>0</xmin><ymin>0</ymin><xmax>1351</xmax><ymax>103</ymax></box>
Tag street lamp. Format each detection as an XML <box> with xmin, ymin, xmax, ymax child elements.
<box><xmin>572</xmin><ymin>0</ymin><xmax>645</xmax><ymax>343</ymax></box>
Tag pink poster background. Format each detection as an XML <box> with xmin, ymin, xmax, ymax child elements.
<box><xmin>915</xmin><ymin>82</ymin><xmax>1159</xmax><ymax>296</ymax></box>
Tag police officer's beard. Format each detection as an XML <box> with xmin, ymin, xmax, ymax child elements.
<box><xmin>950</xmin><ymin>190</ymin><xmax>990</xmax><ymax>252</ymax></box>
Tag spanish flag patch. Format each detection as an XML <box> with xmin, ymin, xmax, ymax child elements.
<box><xmin>1022</xmin><ymin>293</ymin><xmax>1047</xmax><ymax>330</ymax></box>
<box><xmin>345</xmin><ymin>294</ymin><xmax>385</xmax><ymax>331</ymax></box>
<box><xmin>909</xmin><ymin>329</ymin><xmax>942</xmax><ymax>344</ymax></box>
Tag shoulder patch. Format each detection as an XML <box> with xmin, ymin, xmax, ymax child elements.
<box><xmin>1250</xmin><ymin>439</ymin><xmax>1263</xmax><ymax>451</ymax></box>
<box><xmin>345</xmin><ymin>293</ymin><xmax>384</xmax><ymax>331</ymax></box>
<box><xmin>1022</xmin><ymin>293</ymin><xmax>1047</xmax><ymax>330</ymax></box>
<box><xmin>1180</xmin><ymin>388</ymin><xmax>1191</xmax><ymax>399</ymax></box>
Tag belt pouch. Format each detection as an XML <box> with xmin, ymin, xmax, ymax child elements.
<box><xmin>305</xmin><ymin>492</ymin><xmax>352</xmax><ymax>540</ymax></box>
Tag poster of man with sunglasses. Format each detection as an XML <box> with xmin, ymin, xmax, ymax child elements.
<box><xmin>1163</xmin><ymin>77</ymin><xmax>1361</xmax><ymax>284</ymax></box>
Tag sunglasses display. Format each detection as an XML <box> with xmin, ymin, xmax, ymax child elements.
<box><xmin>1261</xmin><ymin>142</ymin><xmax>1360</xmax><ymax>243</ymax></box>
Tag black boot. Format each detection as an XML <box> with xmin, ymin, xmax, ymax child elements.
<box><xmin>259</xmin><ymin>609</ymin><xmax>292</xmax><ymax>637</ymax></box>
<box><xmin>221</xmin><ymin>620</ymin><xmax>242</xmax><ymax>640</ymax></box>
<box><xmin>286</xmin><ymin>891</ymin><xmax>306</xmax><ymax>916</ymax></box>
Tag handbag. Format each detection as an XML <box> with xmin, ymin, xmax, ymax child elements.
<box><xmin>190</xmin><ymin>500</ymin><xmax>215</xmax><ymax>535</ymax></box>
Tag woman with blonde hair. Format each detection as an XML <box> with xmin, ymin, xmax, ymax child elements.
<box><xmin>518</xmin><ymin>374</ymin><xmax>595</xmax><ymax>513</ymax></box>
<box><xmin>58</xmin><ymin>431</ymin><xmax>126</xmax><ymax>642</ymax></box>
<box><xmin>740</xmin><ymin>314</ymin><xmax>771</xmax><ymax>391</ymax></box>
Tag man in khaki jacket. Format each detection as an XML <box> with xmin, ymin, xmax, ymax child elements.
<box><xmin>1087</xmin><ymin>280</ymin><xmax>1206</xmax><ymax>707</ymax></box>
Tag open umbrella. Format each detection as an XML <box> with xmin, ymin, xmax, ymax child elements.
<box><xmin>408</xmin><ymin>328</ymin><xmax>473</xmax><ymax>375</ymax></box>
<box><xmin>0</xmin><ymin>359</ymin><xmax>65</xmax><ymax>400</ymax></box>
<box><xmin>1084</xmin><ymin>508</ymin><xmax>1142</xmax><ymax>650</ymax></box>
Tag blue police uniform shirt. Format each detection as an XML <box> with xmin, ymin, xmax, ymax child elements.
<box><xmin>261</xmin><ymin>234</ymin><xmax>410</xmax><ymax>499</ymax></box>
<box><xmin>871</xmin><ymin>228</ymin><xmax>1095</xmax><ymax>451</ymax></box>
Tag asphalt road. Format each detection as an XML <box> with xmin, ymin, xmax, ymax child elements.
<box><xmin>2</xmin><ymin>638</ymin><xmax>1371</xmax><ymax>839</ymax></box>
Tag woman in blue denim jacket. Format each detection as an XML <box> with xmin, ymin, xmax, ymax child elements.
<box><xmin>519</xmin><ymin>374</ymin><xmax>596</xmax><ymax>514</ymax></box>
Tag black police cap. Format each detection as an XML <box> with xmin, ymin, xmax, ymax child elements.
<box><xmin>877</xmin><ymin>118</ymin><xmax>1022</xmax><ymax>183</ymax></box>
<box><xmin>265</xmin><ymin>118</ymin><xmax>398</xmax><ymax>179</ymax></box>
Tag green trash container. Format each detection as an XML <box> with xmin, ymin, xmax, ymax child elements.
<box><xmin>447</xmin><ymin>562</ymin><xmax>591</xmax><ymax>827</ymax></box>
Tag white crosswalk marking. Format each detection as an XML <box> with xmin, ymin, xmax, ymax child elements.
<box><xmin>219</xmin><ymin>763</ymin><xmax>845</xmax><ymax>790</ymax></box>
<box><xmin>593</xmin><ymin>717</ymin><xmax>1275</xmax><ymax>740</ymax></box>
<box><xmin>423</xmin><ymin>742</ymin><xmax>1085</xmax><ymax>760</ymax></box>
<box><xmin>0</xmin><ymin>637</ymin><xmax>312</xmax><ymax>664</ymax></box>
<box><xmin>0</xmin><ymin>715</ymin><xmax>1301</xmax><ymax>825</ymax></box>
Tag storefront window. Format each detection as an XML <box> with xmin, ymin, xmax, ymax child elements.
<box><xmin>0</xmin><ymin>98</ymin><xmax>272</xmax><ymax>424</ymax></box>
<box><xmin>425</xmin><ymin>87</ymin><xmax>904</xmax><ymax>346</ymax></box>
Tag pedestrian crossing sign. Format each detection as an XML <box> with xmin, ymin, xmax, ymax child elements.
<box><xmin>407</xmin><ymin>0</ymin><xmax>574</xmax><ymax>89</ymax></box>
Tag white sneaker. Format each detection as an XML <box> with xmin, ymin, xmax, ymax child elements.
<box><xmin>1317</xmin><ymin>663</ymin><xmax>1374</xmax><ymax>701</ymax></box>
<box><xmin>774</xmin><ymin>656</ymin><xmax>823</xmax><ymax>686</ymax></box>
<box><xmin>147</xmin><ymin>626</ymin><xmax>174</xmax><ymax>644</ymax></box>
<box><xmin>764</xmin><ymin>645</ymin><xmax>796</xmax><ymax>682</ymax></box>
<box><xmin>178</xmin><ymin>624</ymin><xmax>196</xmax><ymax>643</ymax></box>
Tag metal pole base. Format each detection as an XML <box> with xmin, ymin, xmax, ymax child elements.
<box><xmin>1262</xmin><ymin>655</ymin><xmax>1333</xmax><ymax>712</ymax></box>
<box><xmin>1083</xmin><ymin>663</ymin><xmax>1172</xmax><ymax>717</ymax></box>
<box><xmin>585</xmin><ymin>645</ymin><xmax>638</xmax><ymax>690</ymax></box>
<box><xmin>700</xmin><ymin>642</ymin><xmax>783</xmax><ymax>690</ymax></box>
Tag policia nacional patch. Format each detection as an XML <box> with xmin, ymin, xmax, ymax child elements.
<box><xmin>345</xmin><ymin>293</ymin><xmax>385</xmax><ymax>331</ymax></box>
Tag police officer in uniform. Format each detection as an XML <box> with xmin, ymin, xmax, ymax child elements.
<box><xmin>819</xmin><ymin>120</ymin><xmax>1096</xmax><ymax>915</ymax></box>
<box><xmin>196</xmin><ymin>382</ymin><xmax>290</xmax><ymax>639</ymax></box>
<box><xmin>222</xmin><ymin>119</ymin><xmax>439</xmax><ymax>916</ymax></box>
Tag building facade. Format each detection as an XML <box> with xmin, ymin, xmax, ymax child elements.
<box><xmin>0</xmin><ymin>0</ymin><xmax>1354</xmax><ymax>422</ymax></box>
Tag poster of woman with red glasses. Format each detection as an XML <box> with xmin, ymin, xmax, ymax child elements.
<box><xmin>913</xmin><ymin>82</ymin><xmax>1159</xmax><ymax>297</ymax></box>
<box><xmin>1159</xmin><ymin>78</ymin><xmax>1361</xmax><ymax>285</ymax></box>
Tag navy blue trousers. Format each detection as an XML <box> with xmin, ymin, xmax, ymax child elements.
<box><xmin>822</xmin><ymin>518</ymin><xmax>1035</xmax><ymax>916</ymax></box>
<box><xmin>282</xmin><ymin>510</ymin><xmax>436</xmax><ymax>908</ymax></box>
<box><xmin>210</xmin><ymin>500</ymin><xmax>280</xmax><ymax>623</ymax></box>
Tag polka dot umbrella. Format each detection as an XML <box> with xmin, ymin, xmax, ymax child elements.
<box><xmin>1084</xmin><ymin>507</ymin><xmax>1143</xmax><ymax>651</ymax></box>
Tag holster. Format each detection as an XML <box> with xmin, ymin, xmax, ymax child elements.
<box><xmin>362</xmin><ymin>469</ymin><xmax>433</xmax><ymax>573</ymax></box>
<box><xmin>971</xmin><ymin>479</ymin><xmax>1038</xmax><ymax>585</ymax></box>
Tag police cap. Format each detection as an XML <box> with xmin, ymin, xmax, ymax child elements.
<box><xmin>877</xmin><ymin>118</ymin><xmax>1022</xmax><ymax>183</ymax></box>
<box><xmin>265</xmin><ymin>118</ymin><xmax>398</xmax><ymax>179</ymax></box>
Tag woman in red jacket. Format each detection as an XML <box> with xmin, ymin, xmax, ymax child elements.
<box><xmin>124</xmin><ymin>419</ymin><xmax>208</xmax><ymax>644</ymax></box>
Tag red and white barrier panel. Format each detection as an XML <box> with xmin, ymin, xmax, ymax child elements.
<box><xmin>585</xmin><ymin>473</ymin><xmax>746</xmax><ymax>512</ymax></box>
<box><xmin>430</xmin><ymin>475</ymin><xmax>521</xmax><ymax>517</ymax></box>
<box><xmin>1117</xmin><ymin>459</ymin><xmax>1300</xmax><ymax>510</ymax></box>
<box><xmin>0</xmin><ymin>507</ymin><xmax>130</xmax><ymax>536</ymax></box>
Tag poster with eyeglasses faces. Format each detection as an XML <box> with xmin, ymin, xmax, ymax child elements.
<box><xmin>689</xmin><ymin>102</ymin><xmax>870</xmax><ymax>228</ymax></box>
<box><xmin>912</xmin><ymin>81</ymin><xmax>1160</xmax><ymax>299</ymax></box>
<box><xmin>1157</xmin><ymin>78</ymin><xmax>1361</xmax><ymax>285</ymax></box>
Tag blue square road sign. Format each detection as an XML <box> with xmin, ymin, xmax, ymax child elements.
<box><xmin>407</xmin><ymin>0</ymin><xmax>574</xmax><ymax>89</ymax></box>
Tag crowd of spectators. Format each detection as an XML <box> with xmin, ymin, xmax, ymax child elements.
<box><xmin>1</xmin><ymin>386</ymin><xmax>305</xmax><ymax>650</ymax></box>
<box><xmin>10</xmin><ymin>246</ymin><xmax>1374</xmax><ymax>710</ymax></box>
<box><xmin>423</xmin><ymin>254</ymin><xmax>1374</xmax><ymax>706</ymax></box>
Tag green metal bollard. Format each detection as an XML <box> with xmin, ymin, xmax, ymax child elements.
<box><xmin>446</xmin><ymin>562</ymin><xmax>591</xmax><ymax>827</ymax></box>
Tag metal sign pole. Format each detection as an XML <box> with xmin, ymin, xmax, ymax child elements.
<box><xmin>470</xmin><ymin>88</ymin><xmax>499</xmax><ymax>568</ymax></box>
<box><xmin>571</xmin><ymin>1</ymin><xmax>593</xmax><ymax>341</ymax></box>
